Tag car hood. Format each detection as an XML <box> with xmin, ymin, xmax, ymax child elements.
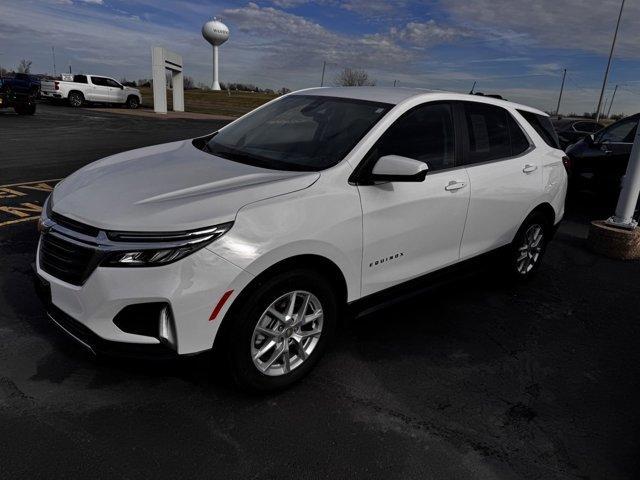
<box><xmin>52</xmin><ymin>140</ymin><xmax>320</xmax><ymax>231</ymax></box>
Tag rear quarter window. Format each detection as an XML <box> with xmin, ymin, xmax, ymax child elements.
<box><xmin>462</xmin><ymin>102</ymin><xmax>531</xmax><ymax>164</ymax></box>
<box><xmin>517</xmin><ymin>110</ymin><xmax>560</xmax><ymax>149</ymax></box>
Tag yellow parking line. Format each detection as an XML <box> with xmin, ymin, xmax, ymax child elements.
<box><xmin>0</xmin><ymin>216</ymin><xmax>39</xmax><ymax>227</ymax></box>
<box><xmin>0</xmin><ymin>178</ymin><xmax>61</xmax><ymax>228</ymax></box>
<box><xmin>0</xmin><ymin>178</ymin><xmax>62</xmax><ymax>188</ymax></box>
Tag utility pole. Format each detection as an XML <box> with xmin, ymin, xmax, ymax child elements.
<box><xmin>320</xmin><ymin>60</ymin><xmax>326</xmax><ymax>87</ymax></box>
<box><xmin>607</xmin><ymin>84</ymin><xmax>619</xmax><ymax>118</ymax></box>
<box><xmin>555</xmin><ymin>68</ymin><xmax>567</xmax><ymax>117</ymax></box>
<box><xmin>595</xmin><ymin>0</ymin><xmax>625</xmax><ymax>123</ymax></box>
<box><xmin>51</xmin><ymin>46</ymin><xmax>57</xmax><ymax>76</ymax></box>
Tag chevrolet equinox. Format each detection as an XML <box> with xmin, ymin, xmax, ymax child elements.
<box><xmin>35</xmin><ymin>88</ymin><xmax>568</xmax><ymax>391</ymax></box>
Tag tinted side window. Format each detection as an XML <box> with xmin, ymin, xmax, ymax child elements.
<box><xmin>598</xmin><ymin>117</ymin><xmax>638</xmax><ymax>143</ymax></box>
<box><xmin>372</xmin><ymin>103</ymin><xmax>455</xmax><ymax>172</ymax></box>
<box><xmin>463</xmin><ymin>102</ymin><xmax>512</xmax><ymax>164</ymax></box>
<box><xmin>105</xmin><ymin>79</ymin><xmax>121</xmax><ymax>88</ymax></box>
<box><xmin>574</xmin><ymin>122</ymin><xmax>600</xmax><ymax>133</ymax></box>
<box><xmin>91</xmin><ymin>77</ymin><xmax>108</xmax><ymax>86</ymax></box>
<box><xmin>517</xmin><ymin>110</ymin><xmax>560</xmax><ymax>148</ymax></box>
<box><xmin>507</xmin><ymin>114</ymin><xmax>531</xmax><ymax>156</ymax></box>
<box><xmin>73</xmin><ymin>75</ymin><xmax>87</xmax><ymax>84</ymax></box>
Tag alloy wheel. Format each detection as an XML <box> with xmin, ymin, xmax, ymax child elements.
<box><xmin>516</xmin><ymin>224</ymin><xmax>544</xmax><ymax>274</ymax></box>
<box><xmin>251</xmin><ymin>290</ymin><xmax>324</xmax><ymax>376</ymax></box>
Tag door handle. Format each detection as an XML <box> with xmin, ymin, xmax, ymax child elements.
<box><xmin>445</xmin><ymin>181</ymin><xmax>467</xmax><ymax>192</ymax></box>
<box><xmin>523</xmin><ymin>164</ymin><xmax>538</xmax><ymax>173</ymax></box>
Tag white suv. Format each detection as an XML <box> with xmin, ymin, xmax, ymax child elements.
<box><xmin>35</xmin><ymin>88</ymin><xmax>567</xmax><ymax>391</ymax></box>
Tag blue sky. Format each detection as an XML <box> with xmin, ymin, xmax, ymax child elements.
<box><xmin>2</xmin><ymin>0</ymin><xmax>640</xmax><ymax>115</ymax></box>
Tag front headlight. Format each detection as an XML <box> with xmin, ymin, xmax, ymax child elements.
<box><xmin>101</xmin><ymin>222</ymin><xmax>233</xmax><ymax>267</ymax></box>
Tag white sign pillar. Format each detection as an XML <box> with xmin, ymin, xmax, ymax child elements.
<box><xmin>151</xmin><ymin>46</ymin><xmax>184</xmax><ymax>114</ymax></box>
<box><xmin>608</xmin><ymin>118</ymin><xmax>640</xmax><ymax>229</ymax></box>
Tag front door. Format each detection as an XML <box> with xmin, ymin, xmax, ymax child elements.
<box><xmin>594</xmin><ymin>115</ymin><xmax>638</xmax><ymax>185</ymax></box>
<box><xmin>357</xmin><ymin>102</ymin><xmax>470</xmax><ymax>297</ymax></box>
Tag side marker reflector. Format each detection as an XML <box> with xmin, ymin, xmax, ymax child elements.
<box><xmin>209</xmin><ymin>290</ymin><xmax>233</xmax><ymax>321</ymax></box>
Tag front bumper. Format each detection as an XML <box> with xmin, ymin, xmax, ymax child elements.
<box><xmin>34</xmin><ymin>273</ymin><xmax>176</xmax><ymax>358</ymax></box>
<box><xmin>35</xmin><ymin>238</ymin><xmax>253</xmax><ymax>356</ymax></box>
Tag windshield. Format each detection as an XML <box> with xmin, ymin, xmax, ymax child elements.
<box><xmin>204</xmin><ymin>95</ymin><xmax>392</xmax><ymax>171</ymax></box>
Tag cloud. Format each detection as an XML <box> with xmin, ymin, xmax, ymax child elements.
<box><xmin>443</xmin><ymin>0</ymin><xmax>640</xmax><ymax>58</ymax></box>
<box><xmin>221</xmin><ymin>2</ymin><xmax>414</xmax><ymax>71</ymax></box>
<box><xmin>392</xmin><ymin>20</ymin><xmax>473</xmax><ymax>46</ymax></box>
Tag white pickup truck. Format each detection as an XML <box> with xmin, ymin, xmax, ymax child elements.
<box><xmin>41</xmin><ymin>74</ymin><xmax>142</xmax><ymax>108</ymax></box>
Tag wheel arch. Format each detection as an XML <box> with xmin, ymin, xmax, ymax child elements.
<box><xmin>528</xmin><ymin>202</ymin><xmax>556</xmax><ymax>228</ymax></box>
<box><xmin>68</xmin><ymin>89</ymin><xmax>84</xmax><ymax>99</ymax></box>
<box><xmin>514</xmin><ymin>202</ymin><xmax>556</xmax><ymax>243</ymax></box>
<box><xmin>212</xmin><ymin>254</ymin><xmax>348</xmax><ymax>350</ymax></box>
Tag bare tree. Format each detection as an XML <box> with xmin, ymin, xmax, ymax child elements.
<box><xmin>183</xmin><ymin>76</ymin><xmax>195</xmax><ymax>90</ymax></box>
<box><xmin>17</xmin><ymin>59</ymin><xmax>33</xmax><ymax>74</ymax></box>
<box><xmin>334</xmin><ymin>68</ymin><xmax>375</xmax><ymax>87</ymax></box>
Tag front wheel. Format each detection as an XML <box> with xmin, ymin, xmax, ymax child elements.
<box><xmin>225</xmin><ymin>270</ymin><xmax>337</xmax><ymax>392</ymax></box>
<box><xmin>126</xmin><ymin>96</ymin><xmax>139</xmax><ymax>109</ymax></box>
<box><xmin>508</xmin><ymin>212</ymin><xmax>550</xmax><ymax>280</ymax></box>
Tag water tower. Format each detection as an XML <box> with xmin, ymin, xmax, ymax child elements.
<box><xmin>202</xmin><ymin>17</ymin><xmax>229</xmax><ymax>91</ymax></box>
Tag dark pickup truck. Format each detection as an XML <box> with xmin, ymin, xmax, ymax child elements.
<box><xmin>0</xmin><ymin>73</ymin><xmax>40</xmax><ymax>115</ymax></box>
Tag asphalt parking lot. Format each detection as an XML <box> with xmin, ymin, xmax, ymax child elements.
<box><xmin>1</xmin><ymin>104</ymin><xmax>639</xmax><ymax>479</ymax></box>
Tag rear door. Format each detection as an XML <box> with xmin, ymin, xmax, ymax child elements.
<box><xmin>458</xmin><ymin>101</ymin><xmax>541</xmax><ymax>259</ymax></box>
<box><xmin>357</xmin><ymin>102</ymin><xmax>471</xmax><ymax>297</ymax></box>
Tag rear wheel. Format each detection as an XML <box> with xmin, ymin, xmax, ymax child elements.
<box><xmin>126</xmin><ymin>96</ymin><xmax>139</xmax><ymax>109</ymax></box>
<box><xmin>68</xmin><ymin>92</ymin><xmax>83</xmax><ymax>108</ymax></box>
<box><xmin>508</xmin><ymin>212</ymin><xmax>550</xmax><ymax>280</ymax></box>
<box><xmin>224</xmin><ymin>270</ymin><xmax>337</xmax><ymax>392</ymax></box>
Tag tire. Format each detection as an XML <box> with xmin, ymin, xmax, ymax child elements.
<box><xmin>68</xmin><ymin>92</ymin><xmax>84</xmax><ymax>108</ymax></box>
<box><xmin>14</xmin><ymin>103</ymin><xmax>36</xmax><ymax>115</ymax></box>
<box><xmin>126</xmin><ymin>96</ymin><xmax>139</xmax><ymax>109</ymax></box>
<box><xmin>224</xmin><ymin>269</ymin><xmax>338</xmax><ymax>393</ymax></box>
<box><xmin>507</xmin><ymin>212</ymin><xmax>550</xmax><ymax>280</ymax></box>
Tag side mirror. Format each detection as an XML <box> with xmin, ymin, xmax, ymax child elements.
<box><xmin>584</xmin><ymin>134</ymin><xmax>595</xmax><ymax>146</ymax></box>
<box><xmin>369</xmin><ymin>155</ymin><xmax>429</xmax><ymax>183</ymax></box>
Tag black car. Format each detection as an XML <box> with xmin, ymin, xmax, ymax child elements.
<box><xmin>566</xmin><ymin>113</ymin><xmax>639</xmax><ymax>193</ymax></box>
<box><xmin>552</xmin><ymin>118</ymin><xmax>605</xmax><ymax>150</ymax></box>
